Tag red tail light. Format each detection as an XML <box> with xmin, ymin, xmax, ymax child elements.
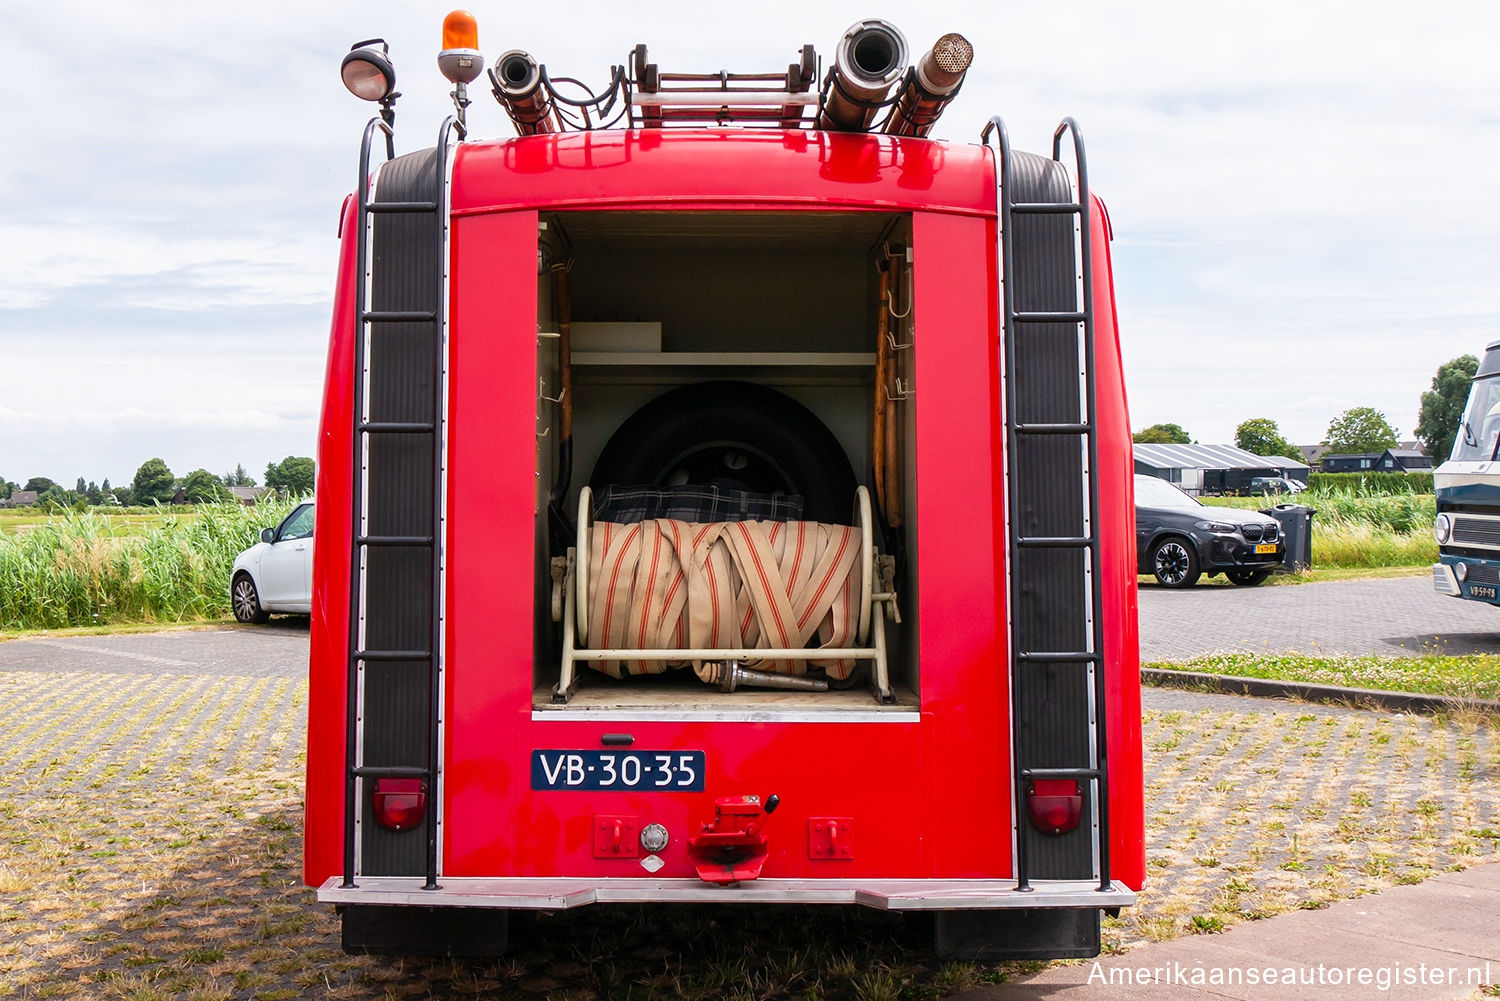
<box><xmin>372</xmin><ymin>778</ymin><xmax>427</xmax><ymax>831</ymax></box>
<box><xmin>1026</xmin><ymin>779</ymin><xmax>1082</xmax><ymax>835</ymax></box>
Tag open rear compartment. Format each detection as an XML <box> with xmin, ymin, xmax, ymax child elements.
<box><xmin>531</xmin><ymin>210</ymin><xmax>921</xmax><ymax>713</ymax></box>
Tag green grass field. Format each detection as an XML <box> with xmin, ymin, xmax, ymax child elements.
<box><xmin>0</xmin><ymin>500</ymin><xmax>300</xmax><ymax>632</ymax></box>
<box><xmin>0</xmin><ymin>506</ymin><xmax>203</xmax><ymax>533</ymax></box>
<box><xmin>1146</xmin><ymin>653</ymin><xmax>1500</xmax><ymax>702</ymax></box>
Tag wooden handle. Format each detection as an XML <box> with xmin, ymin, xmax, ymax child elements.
<box><xmin>556</xmin><ymin>267</ymin><xmax>573</xmax><ymax>442</ymax></box>
<box><xmin>872</xmin><ymin>267</ymin><xmax>891</xmax><ymax>515</ymax></box>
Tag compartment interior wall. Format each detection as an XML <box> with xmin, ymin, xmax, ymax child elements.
<box><xmin>530</xmin><ymin>210</ymin><xmax>920</xmax><ymax>703</ymax></box>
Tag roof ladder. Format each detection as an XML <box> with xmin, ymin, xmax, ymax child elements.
<box><xmin>983</xmin><ymin>116</ymin><xmax>1111</xmax><ymax>894</ymax></box>
<box><xmin>340</xmin><ymin>116</ymin><xmax>460</xmax><ymax>892</ymax></box>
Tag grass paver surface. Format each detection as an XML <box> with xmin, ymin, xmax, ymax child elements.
<box><xmin>1</xmin><ymin>672</ymin><xmax>1496</xmax><ymax>999</ymax></box>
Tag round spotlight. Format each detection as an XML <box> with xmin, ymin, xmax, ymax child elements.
<box><xmin>1434</xmin><ymin>513</ymin><xmax>1452</xmax><ymax>545</ymax></box>
<box><xmin>1456</xmin><ymin>561</ymin><xmax>1469</xmax><ymax>582</ymax></box>
<box><xmin>342</xmin><ymin>40</ymin><xmax>396</xmax><ymax>102</ymax></box>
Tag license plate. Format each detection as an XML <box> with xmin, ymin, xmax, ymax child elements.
<box><xmin>1254</xmin><ymin>543</ymin><xmax>1278</xmax><ymax>554</ymax></box>
<box><xmin>1470</xmin><ymin>584</ymin><xmax>1497</xmax><ymax>600</ymax></box>
<box><xmin>531</xmin><ymin>750</ymin><xmax>706</xmax><ymax>791</ymax></box>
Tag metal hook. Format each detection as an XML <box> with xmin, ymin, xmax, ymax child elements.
<box><xmin>886</xmin><ymin>328</ymin><xmax>913</xmax><ymax>352</ymax></box>
<box><xmin>539</xmin><ymin>378</ymin><xmax>566</xmax><ymax>405</ymax></box>
<box><xmin>536</xmin><ymin>425</ymin><xmax>551</xmax><ymax>439</ymax></box>
<box><xmin>885</xmin><ymin>288</ymin><xmax>912</xmax><ymax>320</ymax></box>
<box><xmin>884</xmin><ymin>377</ymin><xmax>914</xmax><ymax>402</ymax></box>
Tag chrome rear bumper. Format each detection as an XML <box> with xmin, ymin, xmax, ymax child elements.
<box><xmin>319</xmin><ymin>875</ymin><xmax>1136</xmax><ymax>910</ymax></box>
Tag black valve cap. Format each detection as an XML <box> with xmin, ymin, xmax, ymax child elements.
<box><xmin>764</xmin><ymin>794</ymin><xmax>780</xmax><ymax>814</ymax></box>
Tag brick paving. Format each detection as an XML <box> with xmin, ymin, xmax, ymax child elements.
<box><xmin>0</xmin><ymin>622</ymin><xmax>1494</xmax><ymax>998</ymax></box>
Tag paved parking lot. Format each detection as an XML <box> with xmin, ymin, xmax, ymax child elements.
<box><xmin>1139</xmin><ymin>574</ymin><xmax>1500</xmax><ymax>661</ymax></box>
<box><xmin>0</xmin><ymin>598</ymin><xmax>1494</xmax><ymax>999</ymax></box>
<box><xmin>0</xmin><ymin>623</ymin><xmax>308</xmax><ymax>678</ymax></box>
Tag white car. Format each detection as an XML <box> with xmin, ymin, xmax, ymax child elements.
<box><xmin>231</xmin><ymin>500</ymin><xmax>314</xmax><ymax>623</ymax></box>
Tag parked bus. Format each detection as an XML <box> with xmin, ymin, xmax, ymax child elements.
<box><xmin>305</xmin><ymin>11</ymin><xmax>1146</xmax><ymax>959</ymax></box>
<box><xmin>1434</xmin><ymin>340</ymin><xmax>1500</xmax><ymax>606</ymax></box>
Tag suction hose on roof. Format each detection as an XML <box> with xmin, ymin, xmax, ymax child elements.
<box><xmin>817</xmin><ymin>19</ymin><xmax>908</xmax><ymax>133</ymax></box>
<box><xmin>883</xmin><ymin>32</ymin><xmax>973</xmax><ymax>136</ymax></box>
<box><xmin>489</xmin><ymin>49</ymin><xmax>559</xmax><ymax>135</ymax></box>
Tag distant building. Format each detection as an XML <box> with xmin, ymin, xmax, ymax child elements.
<box><xmin>1133</xmin><ymin>444</ymin><xmax>1310</xmax><ymax>495</ymax></box>
<box><xmin>0</xmin><ymin>490</ymin><xmax>39</xmax><ymax>508</ymax></box>
<box><xmin>230</xmin><ymin>486</ymin><xmax>274</xmax><ymax>505</ymax></box>
<box><xmin>1300</xmin><ymin>444</ymin><xmax>1327</xmax><ymax>468</ymax></box>
<box><xmin>1321</xmin><ymin>449</ymin><xmax>1433</xmax><ymax>473</ymax></box>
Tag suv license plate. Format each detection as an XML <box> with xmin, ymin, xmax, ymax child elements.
<box><xmin>1470</xmin><ymin>584</ymin><xmax>1497</xmax><ymax>600</ymax></box>
<box><xmin>1254</xmin><ymin>543</ymin><xmax>1278</xmax><ymax>554</ymax></box>
<box><xmin>531</xmin><ymin>750</ymin><xmax>706</xmax><ymax>791</ymax></box>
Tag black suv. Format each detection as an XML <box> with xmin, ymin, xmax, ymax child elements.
<box><xmin>1135</xmin><ymin>474</ymin><xmax>1284</xmax><ymax>587</ymax></box>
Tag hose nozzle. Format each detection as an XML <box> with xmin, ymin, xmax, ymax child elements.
<box><xmin>818</xmin><ymin>19</ymin><xmax>909</xmax><ymax>133</ymax></box>
<box><xmin>489</xmin><ymin>49</ymin><xmax>558</xmax><ymax>135</ymax></box>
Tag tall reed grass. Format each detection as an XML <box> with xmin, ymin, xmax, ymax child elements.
<box><xmin>1204</xmin><ymin>484</ymin><xmax>1436</xmax><ymax>569</ymax></box>
<box><xmin>0</xmin><ymin>499</ymin><xmax>299</xmax><ymax>631</ymax></box>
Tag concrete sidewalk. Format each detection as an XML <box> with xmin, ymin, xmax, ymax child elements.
<box><xmin>956</xmin><ymin>863</ymin><xmax>1500</xmax><ymax>1000</ymax></box>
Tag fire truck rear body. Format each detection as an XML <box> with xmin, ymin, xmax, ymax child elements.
<box><xmin>307</xmin><ymin>20</ymin><xmax>1144</xmax><ymax>959</ymax></box>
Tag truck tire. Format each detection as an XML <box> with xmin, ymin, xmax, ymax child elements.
<box><xmin>589</xmin><ymin>381</ymin><xmax>857</xmax><ymax>525</ymax></box>
<box><xmin>341</xmin><ymin>904</ymin><xmax>508</xmax><ymax>956</ymax></box>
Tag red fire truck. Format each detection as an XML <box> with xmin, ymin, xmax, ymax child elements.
<box><xmin>306</xmin><ymin>11</ymin><xmax>1145</xmax><ymax>959</ymax></box>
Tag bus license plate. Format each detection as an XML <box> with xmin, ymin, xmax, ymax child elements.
<box><xmin>531</xmin><ymin>750</ymin><xmax>706</xmax><ymax>791</ymax></box>
<box><xmin>1254</xmin><ymin>543</ymin><xmax>1278</xmax><ymax>554</ymax></box>
<box><xmin>1470</xmin><ymin>585</ymin><xmax>1497</xmax><ymax>600</ymax></box>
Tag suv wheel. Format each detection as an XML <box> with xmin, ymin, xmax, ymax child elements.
<box><xmin>1150</xmin><ymin>537</ymin><xmax>1200</xmax><ymax>588</ymax></box>
<box><xmin>1226</xmin><ymin>568</ymin><xmax>1271</xmax><ymax>586</ymax></box>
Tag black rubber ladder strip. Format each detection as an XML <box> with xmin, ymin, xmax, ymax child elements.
<box><xmin>982</xmin><ymin>114</ymin><xmax>1112</xmax><ymax>895</ymax></box>
<box><xmin>341</xmin><ymin>114</ymin><xmax>458</xmax><ymax>892</ymax></box>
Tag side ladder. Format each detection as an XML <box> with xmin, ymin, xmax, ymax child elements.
<box><xmin>341</xmin><ymin>117</ymin><xmax>460</xmax><ymax>891</ymax></box>
<box><xmin>983</xmin><ymin>116</ymin><xmax>1112</xmax><ymax>893</ymax></box>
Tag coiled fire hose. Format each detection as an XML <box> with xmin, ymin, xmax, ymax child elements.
<box><xmin>585</xmin><ymin>518</ymin><xmax>861</xmax><ymax>682</ymax></box>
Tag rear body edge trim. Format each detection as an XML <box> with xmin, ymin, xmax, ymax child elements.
<box><xmin>318</xmin><ymin>876</ymin><xmax>1135</xmax><ymax>910</ymax></box>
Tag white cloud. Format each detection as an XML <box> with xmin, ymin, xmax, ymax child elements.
<box><xmin>1</xmin><ymin>0</ymin><xmax>1497</xmax><ymax>481</ymax></box>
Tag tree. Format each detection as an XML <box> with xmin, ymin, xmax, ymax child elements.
<box><xmin>1133</xmin><ymin>423</ymin><xmax>1192</xmax><ymax>444</ymax></box>
<box><xmin>183</xmin><ymin>468</ymin><xmax>230</xmax><ymax>504</ymax></box>
<box><xmin>131</xmin><ymin>458</ymin><xmax>176</xmax><ymax>505</ymax></box>
<box><xmin>265</xmin><ymin>456</ymin><xmax>315</xmax><ymax>497</ymax></box>
<box><xmin>37</xmin><ymin>485</ymin><xmax>71</xmax><ymax>509</ymax></box>
<box><xmin>1323</xmin><ymin>407</ymin><xmax>1399</xmax><ymax>454</ymax></box>
<box><xmin>24</xmin><ymin>476</ymin><xmax>56</xmax><ymax>494</ymax></box>
<box><xmin>1415</xmin><ymin>354</ymin><xmax>1479</xmax><ymax>463</ymax></box>
<box><xmin>222</xmin><ymin>463</ymin><xmax>255</xmax><ymax>488</ymax></box>
<box><xmin>1234</xmin><ymin>418</ymin><xmax>1298</xmax><ymax>459</ymax></box>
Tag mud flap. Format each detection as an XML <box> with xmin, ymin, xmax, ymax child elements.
<box><xmin>931</xmin><ymin>907</ymin><xmax>1101</xmax><ymax>960</ymax></box>
<box><xmin>340</xmin><ymin>904</ymin><xmax>509</xmax><ymax>957</ymax></box>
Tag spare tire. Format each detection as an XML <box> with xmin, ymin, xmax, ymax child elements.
<box><xmin>589</xmin><ymin>381</ymin><xmax>857</xmax><ymax>525</ymax></box>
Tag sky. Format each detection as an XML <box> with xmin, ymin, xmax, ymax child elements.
<box><xmin>3</xmin><ymin>2</ymin><xmax>1498</xmax><ymax>487</ymax></box>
